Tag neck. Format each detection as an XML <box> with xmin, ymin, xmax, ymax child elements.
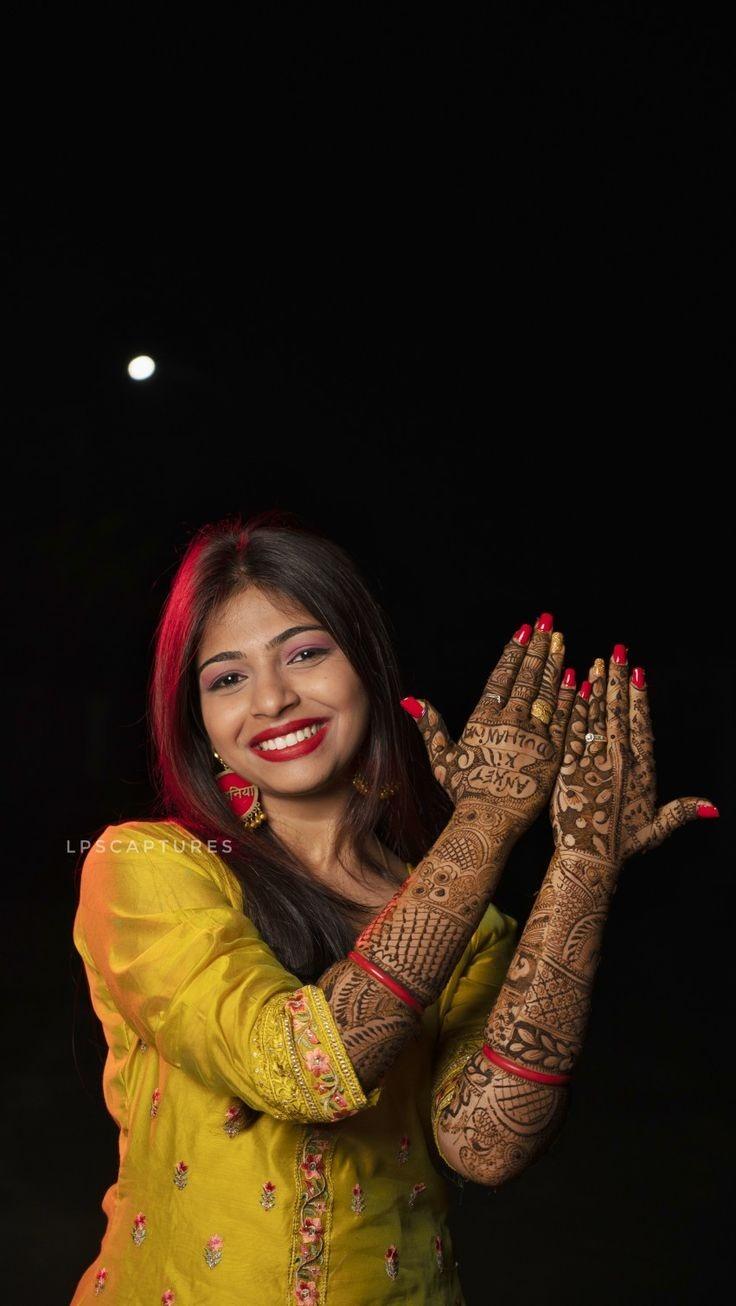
<box><xmin>263</xmin><ymin>777</ymin><xmax>379</xmax><ymax>881</ymax></box>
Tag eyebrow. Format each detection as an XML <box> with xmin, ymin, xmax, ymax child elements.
<box><xmin>198</xmin><ymin>625</ymin><xmax>328</xmax><ymax>674</ymax></box>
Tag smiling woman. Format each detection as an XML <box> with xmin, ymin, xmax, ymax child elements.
<box><xmin>72</xmin><ymin>508</ymin><xmax>522</xmax><ymax>1304</ymax></box>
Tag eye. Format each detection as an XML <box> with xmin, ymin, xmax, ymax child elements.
<box><xmin>210</xmin><ymin>672</ymin><xmax>246</xmax><ymax>691</ymax></box>
<box><xmin>288</xmin><ymin>647</ymin><xmax>329</xmax><ymax>664</ymax></box>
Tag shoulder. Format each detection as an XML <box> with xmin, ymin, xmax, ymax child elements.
<box><xmin>81</xmin><ymin>819</ymin><xmax>244</xmax><ymax>913</ymax></box>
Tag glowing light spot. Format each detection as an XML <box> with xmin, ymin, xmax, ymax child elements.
<box><xmin>127</xmin><ymin>355</ymin><xmax>156</xmax><ymax>380</ymax></box>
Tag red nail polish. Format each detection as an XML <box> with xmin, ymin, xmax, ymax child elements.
<box><xmin>697</xmin><ymin>803</ymin><xmax>720</xmax><ymax>819</ymax></box>
<box><xmin>612</xmin><ymin>644</ymin><xmax>628</xmax><ymax>665</ymax></box>
<box><xmin>513</xmin><ymin>624</ymin><xmax>533</xmax><ymax>646</ymax></box>
<box><xmin>536</xmin><ymin>612</ymin><xmax>554</xmax><ymax>632</ymax></box>
<box><xmin>562</xmin><ymin>667</ymin><xmax>577</xmax><ymax>688</ymax></box>
<box><xmin>400</xmin><ymin>696</ymin><xmax>424</xmax><ymax>720</ymax></box>
<box><xmin>580</xmin><ymin>680</ymin><xmax>592</xmax><ymax>701</ymax></box>
<box><xmin>631</xmin><ymin>667</ymin><xmax>646</xmax><ymax>689</ymax></box>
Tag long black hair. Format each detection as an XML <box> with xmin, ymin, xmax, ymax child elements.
<box><xmin>147</xmin><ymin>508</ymin><xmax>453</xmax><ymax>985</ymax></box>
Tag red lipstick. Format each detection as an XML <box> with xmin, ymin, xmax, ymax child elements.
<box><xmin>248</xmin><ymin>717</ymin><xmax>330</xmax><ymax>762</ymax></box>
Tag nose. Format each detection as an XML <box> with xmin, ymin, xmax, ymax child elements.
<box><xmin>249</xmin><ymin>665</ymin><xmax>300</xmax><ymax>720</ymax></box>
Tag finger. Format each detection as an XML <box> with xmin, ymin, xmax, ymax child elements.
<box><xmin>507</xmin><ymin>613</ymin><xmax>555</xmax><ymax>718</ymax></box>
<box><xmin>629</xmin><ymin>666</ymin><xmax>655</xmax><ymax>772</ymax></box>
<box><xmin>471</xmin><ymin>621</ymin><xmax>534</xmax><ymax>718</ymax></box>
<box><xmin>586</xmin><ymin>657</ymin><xmax>607</xmax><ymax>760</ymax></box>
<box><xmin>401</xmin><ymin>695</ymin><xmax>459</xmax><ymax>786</ymax></box>
<box><xmin>562</xmin><ymin>679</ymin><xmax>591</xmax><ymax>764</ymax></box>
<box><xmin>606</xmin><ymin>644</ymin><xmax>630</xmax><ymax>749</ymax></box>
<box><xmin>549</xmin><ymin>666</ymin><xmax>578</xmax><ymax>756</ymax></box>
<box><xmin>531</xmin><ymin>631</ymin><xmax>566</xmax><ymax>729</ymax></box>
<box><xmin>629</xmin><ymin>796</ymin><xmax>720</xmax><ymax>855</ymax></box>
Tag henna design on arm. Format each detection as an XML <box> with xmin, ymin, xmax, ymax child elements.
<box><xmin>435</xmin><ymin>649</ymin><xmax>717</xmax><ymax>1186</ymax></box>
<box><xmin>317</xmin><ymin>623</ymin><xmax>573</xmax><ymax>1091</ymax></box>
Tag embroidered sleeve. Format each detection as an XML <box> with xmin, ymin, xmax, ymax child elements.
<box><xmin>73</xmin><ymin>822</ymin><xmax>382</xmax><ymax>1124</ymax></box>
<box><xmin>430</xmin><ymin>905</ymin><xmax>518</xmax><ymax>1165</ymax></box>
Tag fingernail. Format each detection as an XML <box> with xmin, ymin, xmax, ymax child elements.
<box><xmin>612</xmin><ymin>644</ymin><xmax>628</xmax><ymax>665</ymax></box>
<box><xmin>400</xmin><ymin>697</ymin><xmax>424</xmax><ymax>720</ymax></box>
<box><xmin>631</xmin><ymin>666</ymin><xmax>646</xmax><ymax>689</ymax></box>
<box><xmin>536</xmin><ymin>612</ymin><xmax>554</xmax><ymax>632</ymax></box>
<box><xmin>580</xmin><ymin>680</ymin><xmax>592</xmax><ymax>701</ymax></box>
<box><xmin>697</xmin><ymin>803</ymin><xmax>720</xmax><ymax>819</ymax></box>
<box><xmin>591</xmin><ymin>658</ymin><xmax>606</xmax><ymax>678</ymax></box>
<box><xmin>562</xmin><ymin>667</ymin><xmax>577</xmax><ymax>688</ymax></box>
<box><xmin>513</xmin><ymin>624</ymin><xmax>533</xmax><ymax>645</ymax></box>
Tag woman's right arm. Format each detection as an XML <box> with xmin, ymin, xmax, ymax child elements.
<box><xmin>316</xmin><ymin>617</ymin><xmax>575</xmax><ymax>1091</ymax></box>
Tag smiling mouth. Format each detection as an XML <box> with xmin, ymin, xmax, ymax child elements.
<box><xmin>251</xmin><ymin>721</ymin><xmax>329</xmax><ymax>752</ymax></box>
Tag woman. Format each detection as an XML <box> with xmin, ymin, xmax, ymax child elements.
<box><xmin>70</xmin><ymin>511</ymin><xmax>717</xmax><ymax>1304</ymax></box>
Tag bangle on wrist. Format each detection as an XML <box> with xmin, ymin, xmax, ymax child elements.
<box><xmin>348</xmin><ymin>949</ymin><xmax>424</xmax><ymax>1015</ymax></box>
<box><xmin>481</xmin><ymin>1043</ymin><xmax>571</xmax><ymax>1086</ymax></box>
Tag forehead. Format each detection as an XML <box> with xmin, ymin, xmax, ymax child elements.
<box><xmin>200</xmin><ymin>586</ymin><xmax>317</xmax><ymax>646</ymax></box>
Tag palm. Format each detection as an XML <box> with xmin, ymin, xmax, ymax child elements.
<box><xmin>409</xmin><ymin>626</ymin><xmax>575</xmax><ymax>836</ymax></box>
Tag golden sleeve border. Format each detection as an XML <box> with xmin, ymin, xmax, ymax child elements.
<box><xmin>250</xmin><ymin>984</ymin><xmax>382</xmax><ymax>1123</ymax></box>
<box><xmin>430</xmin><ymin>1031</ymin><xmax>483</xmax><ymax>1164</ymax></box>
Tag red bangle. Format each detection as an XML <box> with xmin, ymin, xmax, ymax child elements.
<box><xmin>482</xmin><ymin>1043</ymin><xmax>571</xmax><ymax>1086</ymax></box>
<box><xmin>347</xmin><ymin>950</ymin><xmax>424</xmax><ymax>1015</ymax></box>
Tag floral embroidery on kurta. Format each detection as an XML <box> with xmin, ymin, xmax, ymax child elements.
<box><xmin>260</xmin><ymin>1180</ymin><xmax>276</xmax><ymax>1210</ymax></box>
<box><xmin>284</xmin><ymin>991</ymin><xmax>350</xmax><ymax>1115</ymax></box>
<box><xmin>290</xmin><ymin>1128</ymin><xmax>335</xmax><ymax>1303</ymax></box>
<box><xmin>398</xmin><ymin>1134</ymin><xmax>410</xmax><ymax>1163</ymax></box>
<box><xmin>161</xmin><ymin>1291</ymin><xmax>175</xmax><ymax>1304</ymax></box>
<box><xmin>408</xmin><ymin>1181</ymin><xmax>427</xmax><ymax>1207</ymax></box>
<box><xmin>172</xmin><ymin>1161</ymin><xmax>188</xmax><ymax>1189</ymax></box>
<box><xmin>350</xmin><ymin>1182</ymin><xmax>365</xmax><ymax>1214</ymax></box>
<box><xmin>138</xmin><ymin>1038</ymin><xmax>148</xmax><ymax>1053</ymax></box>
<box><xmin>250</xmin><ymin>986</ymin><xmax>375</xmax><ymax>1123</ymax></box>
<box><xmin>93</xmin><ymin>1267</ymin><xmax>108</xmax><ymax>1295</ymax></box>
<box><xmin>434</xmin><ymin>1233</ymin><xmax>445</xmax><ymax>1272</ymax></box>
<box><xmin>131</xmin><ymin>1212</ymin><xmax>147</xmax><ymax>1245</ymax></box>
<box><xmin>385</xmin><ymin>1245</ymin><xmax>399</xmax><ymax>1279</ymax></box>
<box><xmin>203</xmin><ymin>1234</ymin><xmax>223</xmax><ymax>1268</ymax></box>
<box><xmin>150</xmin><ymin>1088</ymin><xmax>161</xmax><ymax>1118</ymax></box>
<box><xmin>222</xmin><ymin>1101</ymin><xmax>246</xmax><ymax>1137</ymax></box>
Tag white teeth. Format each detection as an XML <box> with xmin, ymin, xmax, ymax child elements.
<box><xmin>254</xmin><ymin>722</ymin><xmax>325</xmax><ymax>751</ymax></box>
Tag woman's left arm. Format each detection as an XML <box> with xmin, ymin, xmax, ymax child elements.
<box><xmin>434</xmin><ymin>649</ymin><xmax>719</xmax><ymax>1187</ymax></box>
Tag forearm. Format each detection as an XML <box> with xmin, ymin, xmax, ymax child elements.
<box><xmin>317</xmin><ymin>794</ymin><xmax>520</xmax><ymax>1091</ymax></box>
<box><xmin>436</xmin><ymin>845</ymin><xmax>620</xmax><ymax>1185</ymax></box>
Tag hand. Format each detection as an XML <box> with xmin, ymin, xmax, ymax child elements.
<box><xmin>551</xmin><ymin>647</ymin><xmax>718</xmax><ymax>868</ymax></box>
<box><xmin>401</xmin><ymin>616</ymin><xmax>578</xmax><ymax>840</ymax></box>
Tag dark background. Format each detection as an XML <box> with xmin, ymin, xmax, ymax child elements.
<box><xmin>5</xmin><ymin>8</ymin><xmax>732</xmax><ymax>1303</ymax></box>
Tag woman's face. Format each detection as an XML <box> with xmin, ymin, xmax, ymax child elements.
<box><xmin>198</xmin><ymin>586</ymin><xmax>371</xmax><ymax>797</ymax></box>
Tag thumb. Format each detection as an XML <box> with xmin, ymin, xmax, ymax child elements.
<box><xmin>629</xmin><ymin>796</ymin><xmax>720</xmax><ymax>855</ymax></box>
<box><xmin>400</xmin><ymin>695</ymin><xmax>459</xmax><ymax>794</ymax></box>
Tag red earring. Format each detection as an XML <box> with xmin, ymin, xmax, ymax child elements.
<box><xmin>213</xmin><ymin>751</ymin><xmax>267</xmax><ymax>829</ymax></box>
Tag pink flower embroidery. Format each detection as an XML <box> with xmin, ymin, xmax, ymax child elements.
<box><xmin>260</xmin><ymin>1180</ymin><xmax>276</xmax><ymax>1210</ymax></box>
<box><xmin>351</xmin><ymin>1182</ymin><xmax>365</xmax><ymax>1214</ymax></box>
<box><xmin>408</xmin><ymin>1182</ymin><xmax>427</xmax><ymax>1208</ymax></box>
<box><xmin>93</xmin><ymin>1267</ymin><xmax>108</xmax><ymax>1295</ymax></box>
<box><xmin>294</xmin><ymin>1280</ymin><xmax>319</xmax><ymax>1304</ymax></box>
<box><xmin>398</xmin><ymin>1134</ymin><xmax>410</xmax><ymax>1163</ymax></box>
<box><xmin>131</xmin><ymin>1212</ymin><xmax>147</xmax><ymax>1246</ymax></box>
<box><xmin>204</xmin><ymin>1234</ymin><xmax>223</xmax><ymax>1269</ymax></box>
<box><xmin>172</xmin><ymin>1161</ymin><xmax>189</xmax><ymax>1190</ymax></box>
<box><xmin>161</xmin><ymin>1292</ymin><xmax>175</xmax><ymax>1305</ymax></box>
<box><xmin>385</xmin><ymin>1245</ymin><xmax>399</xmax><ymax>1279</ymax></box>
<box><xmin>434</xmin><ymin>1233</ymin><xmax>445</xmax><ymax>1272</ymax></box>
<box><xmin>150</xmin><ymin>1088</ymin><xmax>161</xmax><ymax>1118</ymax></box>
<box><xmin>305</xmin><ymin>1049</ymin><xmax>331</xmax><ymax>1075</ymax></box>
<box><xmin>223</xmin><ymin>1101</ymin><xmax>245</xmax><ymax>1137</ymax></box>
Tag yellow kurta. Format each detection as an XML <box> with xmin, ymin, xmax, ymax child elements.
<box><xmin>70</xmin><ymin>820</ymin><xmax>517</xmax><ymax>1305</ymax></box>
